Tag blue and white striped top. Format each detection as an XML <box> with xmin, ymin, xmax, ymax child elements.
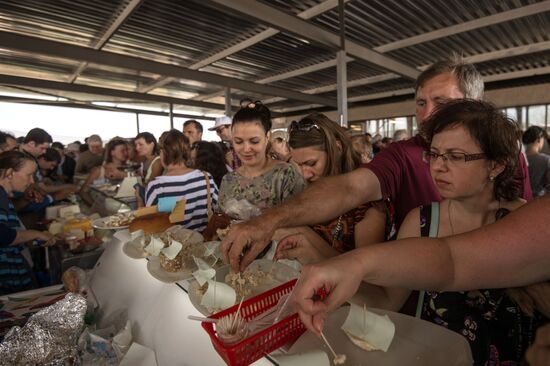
<box><xmin>145</xmin><ymin>170</ymin><xmax>218</xmax><ymax>231</ymax></box>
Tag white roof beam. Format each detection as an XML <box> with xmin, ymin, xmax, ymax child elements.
<box><xmin>0</xmin><ymin>31</ymin><xmax>337</xmax><ymax>107</ymax></box>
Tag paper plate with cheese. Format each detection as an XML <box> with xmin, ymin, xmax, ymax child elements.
<box><xmin>288</xmin><ymin>306</ymin><xmax>473</xmax><ymax>366</ymax></box>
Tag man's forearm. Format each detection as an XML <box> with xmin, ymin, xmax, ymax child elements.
<box><xmin>267</xmin><ymin>168</ymin><xmax>379</xmax><ymax>229</ymax></box>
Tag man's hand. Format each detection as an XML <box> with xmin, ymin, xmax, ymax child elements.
<box><xmin>290</xmin><ymin>253</ymin><xmax>365</xmax><ymax>335</ymax></box>
<box><xmin>526</xmin><ymin>323</ymin><xmax>550</xmax><ymax>366</ymax></box>
<box><xmin>221</xmin><ymin>216</ymin><xmax>277</xmax><ymax>272</ymax></box>
<box><xmin>275</xmin><ymin>234</ymin><xmax>325</xmax><ymax>265</ymax></box>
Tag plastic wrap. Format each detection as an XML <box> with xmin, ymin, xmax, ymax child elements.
<box><xmin>223</xmin><ymin>198</ymin><xmax>261</xmax><ymax>221</ymax></box>
<box><xmin>0</xmin><ymin>292</ymin><xmax>87</xmax><ymax>365</ymax></box>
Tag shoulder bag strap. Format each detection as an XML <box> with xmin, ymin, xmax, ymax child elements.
<box><xmin>202</xmin><ymin>171</ymin><xmax>213</xmax><ymax>218</ymax></box>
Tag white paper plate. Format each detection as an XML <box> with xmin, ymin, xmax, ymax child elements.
<box><xmin>147</xmin><ymin>256</ymin><xmax>198</xmax><ymax>283</ymax></box>
<box><xmin>288</xmin><ymin>307</ymin><xmax>473</xmax><ymax>366</ymax></box>
<box><xmin>122</xmin><ymin>240</ymin><xmax>149</xmax><ymax>259</ymax></box>
<box><xmin>188</xmin><ymin>259</ymin><xmax>299</xmax><ymax>316</ymax></box>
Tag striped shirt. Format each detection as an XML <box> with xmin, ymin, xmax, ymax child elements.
<box><xmin>0</xmin><ymin>186</ymin><xmax>34</xmax><ymax>295</ymax></box>
<box><xmin>145</xmin><ymin>170</ymin><xmax>218</xmax><ymax>231</ymax></box>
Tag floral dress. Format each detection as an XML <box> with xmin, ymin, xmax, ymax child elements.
<box><xmin>217</xmin><ymin>162</ymin><xmax>305</xmax><ymax>216</ymax></box>
<box><xmin>419</xmin><ymin>203</ymin><xmax>547</xmax><ymax>366</ymax></box>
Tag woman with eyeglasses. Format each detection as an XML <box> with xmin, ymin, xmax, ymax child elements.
<box><xmin>216</xmin><ymin>101</ymin><xmax>305</xmax><ymax>218</ymax></box>
<box><xmin>274</xmin><ymin>113</ymin><xmax>391</xmax><ymax>264</ymax></box>
<box><xmin>144</xmin><ymin>129</ymin><xmax>217</xmax><ymax>232</ymax></box>
<box><xmin>301</xmin><ymin>100</ymin><xmax>546</xmax><ymax>365</ymax></box>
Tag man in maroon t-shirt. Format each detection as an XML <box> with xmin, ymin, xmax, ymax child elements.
<box><xmin>220</xmin><ymin>56</ymin><xmax>532</xmax><ymax>273</ymax></box>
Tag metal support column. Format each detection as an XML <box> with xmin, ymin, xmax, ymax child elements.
<box><xmin>224</xmin><ymin>87</ymin><xmax>231</xmax><ymax>116</ymax></box>
<box><xmin>336</xmin><ymin>0</ymin><xmax>347</xmax><ymax>127</ymax></box>
<box><xmin>136</xmin><ymin>113</ymin><xmax>140</xmax><ymax>133</ymax></box>
<box><xmin>169</xmin><ymin>103</ymin><xmax>174</xmax><ymax>129</ymax></box>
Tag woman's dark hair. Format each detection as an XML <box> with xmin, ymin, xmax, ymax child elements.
<box><xmin>104</xmin><ymin>139</ymin><xmax>127</xmax><ymax>163</ymax></box>
<box><xmin>232</xmin><ymin>99</ymin><xmax>272</xmax><ymax>133</ymax></box>
<box><xmin>288</xmin><ymin>113</ymin><xmax>361</xmax><ymax>176</ymax></box>
<box><xmin>522</xmin><ymin>126</ymin><xmax>546</xmax><ymax>145</ymax></box>
<box><xmin>135</xmin><ymin>132</ymin><xmax>159</xmax><ymax>155</ymax></box>
<box><xmin>0</xmin><ymin>151</ymin><xmax>36</xmax><ymax>178</ymax></box>
<box><xmin>159</xmin><ymin>129</ymin><xmax>190</xmax><ymax>166</ymax></box>
<box><xmin>193</xmin><ymin>141</ymin><xmax>228</xmax><ymax>187</ymax></box>
<box><xmin>421</xmin><ymin>99</ymin><xmax>522</xmax><ymax>201</ymax></box>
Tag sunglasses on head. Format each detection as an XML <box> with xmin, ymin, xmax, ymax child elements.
<box><xmin>288</xmin><ymin>119</ymin><xmax>321</xmax><ymax>134</ymax></box>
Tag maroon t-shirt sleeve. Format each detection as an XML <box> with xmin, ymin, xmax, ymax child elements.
<box><xmin>517</xmin><ymin>152</ymin><xmax>533</xmax><ymax>201</ymax></box>
<box><xmin>364</xmin><ymin>145</ymin><xmax>404</xmax><ymax>202</ymax></box>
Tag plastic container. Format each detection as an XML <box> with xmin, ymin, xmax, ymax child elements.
<box><xmin>202</xmin><ymin>279</ymin><xmax>305</xmax><ymax>366</ymax></box>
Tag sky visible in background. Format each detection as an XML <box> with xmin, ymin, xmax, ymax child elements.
<box><xmin>0</xmin><ymin>102</ymin><xmax>220</xmax><ymax>144</ymax></box>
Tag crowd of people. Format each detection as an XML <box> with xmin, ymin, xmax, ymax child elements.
<box><xmin>1</xmin><ymin>55</ymin><xmax>549</xmax><ymax>364</ymax></box>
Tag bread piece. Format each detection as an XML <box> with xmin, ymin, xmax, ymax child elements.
<box><xmin>159</xmin><ymin>250</ymin><xmax>184</xmax><ymax>272</ymax></box>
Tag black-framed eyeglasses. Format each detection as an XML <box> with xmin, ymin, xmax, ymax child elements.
<box><xmin>423</xmin><ymin>150</ymin><xmax>486</xmax><ymax>165</ymax></box>
<box><xmin>288</xmin><ymin>119</ymin><xmax>321</xmax><ymax>135</ymax></box>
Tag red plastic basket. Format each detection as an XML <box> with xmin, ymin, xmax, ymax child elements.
<box><xmin>202</xmin><ymin>279</ymin><xmax>306</xmax><ymax>366</ymax></box>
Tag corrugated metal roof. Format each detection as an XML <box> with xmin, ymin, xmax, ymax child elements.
<box><xmin>0</xmin><ymin>0</ymin><xmax>548</xmax><ymax>118</ymax></box>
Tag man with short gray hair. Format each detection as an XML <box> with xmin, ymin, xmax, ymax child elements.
<box><xmin>75</xmin><ymin>134</ymin><xmax>103</xmax><ymax>174</ymax></box>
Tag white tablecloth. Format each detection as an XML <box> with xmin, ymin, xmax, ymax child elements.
<box><xmin>89</xmin><ymin>237</ymin><xmax>276</xmax><ymax>366</ymax></box>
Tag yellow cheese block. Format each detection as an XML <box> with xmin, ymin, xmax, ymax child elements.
<box><xmin>63</xmin><ymin>218</ymin><xmax>93</xmax><ymax>237</ymax></box>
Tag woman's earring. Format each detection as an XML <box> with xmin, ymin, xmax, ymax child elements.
<box><xmin>489</xmin><ymin>175</ymin><xmax>495</xmax><ymax>181</ymax></box>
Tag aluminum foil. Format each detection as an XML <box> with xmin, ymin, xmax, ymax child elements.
<box><xmin>0</xmin><ymin>292</ymin><xmax>87</xmax><ymax>366</ymax></box>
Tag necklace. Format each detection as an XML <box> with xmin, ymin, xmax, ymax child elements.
<box><xmin>331</xmin><ymin>215</ymin><xmax>343</xmax><ymax>246</ymax></box>
<box><xmin>448</xmin><ymin>200</ymin><xmax>455</xmax><ymax>235</ymax></box>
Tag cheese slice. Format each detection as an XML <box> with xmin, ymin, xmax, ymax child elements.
<box><xmin>341</xmin><ymin>304</ymin><xmax>395</xmax><ymax>352</ymax></box>
<box><xmin>144</xmin><ymin>237</ymin><xmax>165</xmax><ymax>256</ymax></box>
<box><xmin>48</xmin><ymin>222</ymin><xmax>64</xmax><ymax>235</ymax></box>
<box><xmin>58</xmin><ymin>205</ymin><xmax>80</xmax><ymax>218</ymax></box>
<box><xmin>161</xmin><ymin>240</ymin><xmax>183</xmax><ymax>260</ymax></box>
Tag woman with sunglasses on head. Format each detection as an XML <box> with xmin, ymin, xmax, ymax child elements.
<box><xmin>310</xmin><ymin>100</ymin><xmax>546</xmax><ymax>365</ymax></box>
<box><xmin>274</xmin><ymin>113</ymin><xmax>391</xmax><ymax>265</ymax></box>
<box><xmin>216</xmin><ymin>100</ymin><xmax>305</xmax><ymax>218</ymax></box>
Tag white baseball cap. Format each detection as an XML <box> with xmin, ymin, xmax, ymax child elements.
<box><xmin>208</xmin><ymin>116</ymin><xmax>232</xmax><ymax>131</ymax></box>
